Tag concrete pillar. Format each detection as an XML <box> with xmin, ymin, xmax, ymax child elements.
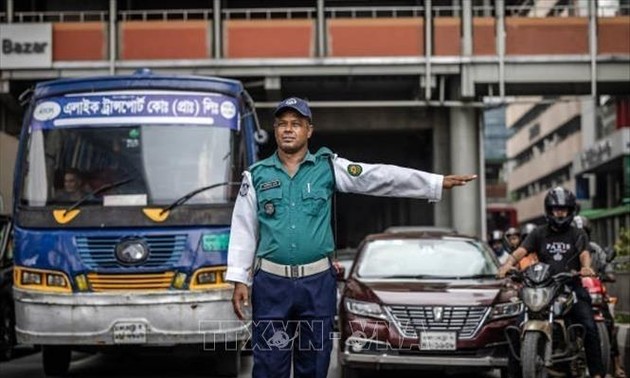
<box><xmin>6</xmin><ymin>0</ymin><xmax>14</xmax><ymax>23</ymax></box>
<box><xmin>213</xmin><ymin>0</ymin><xmax>222</xmax><ymax>59</ymax></box>
<box><xmin>109</xmin><ymin>0</ymin><xmax>116</xmax><ymax>74</ymax></box>
<box><xmin>316</xmin><ymin>0</ymin><xmax>326</xmax><ymax>57</ymax></box>
<box><xmin>581</xmin><ymin>96</ymin><xmax>596</xmax><ymax>147</ymax></box>
<box><xmin>449</xmin><ymin>82</ymin><xmax>482</xmax><ymax>237</ymax></box>
<box><xmin>433</xmin><ymin>109</ymin><xmax>452</xmax><ymax>228</ymax></box>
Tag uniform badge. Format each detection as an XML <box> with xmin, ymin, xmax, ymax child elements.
<box><xmin>239</xmin><ymin>182</ymin><xmax>249</xmax><ymax>196</ymax></box>
<box><xmin>347</xmin><ymin>164</ymin><xmax>363</xmax><ymax>177</ymax></box>
<box><xmin>260</xmin><ymin>180</ymin><xmax>281</xmax><ymax>191</ymax></box>
<box><xmin>264</xmin><ymin>201</ymin><xmax>275</xmax><ymax>215</ymax></box>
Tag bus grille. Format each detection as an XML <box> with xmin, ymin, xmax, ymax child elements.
<box><xmin>87</xmin><ymin>272</ymin><xmax>175</xmax><ymax>292</ymax></box>
<box><xmin>385</xmin><ymin>305</ymin><xmax>489</xmax><ymax>339</ymax></box>
<box><xmin>76</xmin><ymin>235</ymin><xmax>187</xmax><ymax>269</ymax></box>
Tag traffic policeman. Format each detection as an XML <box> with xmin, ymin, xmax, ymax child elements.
<box><xmin>226</xmin><ymin>97</ymin><xmax>477</xmax><ymax>378</ymax></box>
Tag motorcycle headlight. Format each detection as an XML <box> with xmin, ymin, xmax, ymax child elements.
<box><xmin>521</xmin><ymin>287</ymin><xmax>554</xmax><ymax>312</ymax></box>
<box><xmin>491</xmin><ymin>301</ymin><xmax>524</xmax><ymax>319</ymax></box>
<box><xmin>344</xmin><ymin>298</ymin><xmax>387</xmax><ymax>320</ymax></box>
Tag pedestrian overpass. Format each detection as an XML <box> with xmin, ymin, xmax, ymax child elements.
<box><xmin>1</xmin><ymin>1</ymin><xmax>628</xmax><ymax>240</ymax></box>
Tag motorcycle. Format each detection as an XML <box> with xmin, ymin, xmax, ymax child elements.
<box><xmin>505</xmin><ymin>263</ymin><xmax>587</xmax><ymax>378</ymax></box>
<box><xmin>581</xmin><ymin>275</ymin><xmax>611</xmax><ymax>375</ymax></box>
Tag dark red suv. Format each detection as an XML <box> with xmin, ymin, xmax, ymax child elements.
<box><xmin>337</xmin><ymin>229</ymin><xmax>522</xmax><ymax>377</ymax></box>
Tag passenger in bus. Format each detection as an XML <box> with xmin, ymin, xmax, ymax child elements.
<box><xmin>226</xmin><ymin>97</ymin><xmax>477</xmax><ymax>378</ymax></box>
<box><xmin>54</xmin><ymin>168</ymin><xmax>87</xmax><ymax>202</ymax></box>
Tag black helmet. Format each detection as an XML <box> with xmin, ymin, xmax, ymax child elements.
<box><xmin>572</xmin><ymin>215</ymin><xmax>591</xmax><ymax>238</ymax></box>
<box><xmin>544</xmin><ymin>187</ymin><xmax>577</xmax><ymax>231</ymax></box>
<box><xmin>520</xmin><ymin>223</ymin><xmax>537</xmax><ymax>239</ymax></box>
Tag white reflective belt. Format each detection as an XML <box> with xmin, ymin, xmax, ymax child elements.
<box><xmin>259</xmin><ymin>257</ymin><xmax>330</xmax><ymax>278</ymax></box>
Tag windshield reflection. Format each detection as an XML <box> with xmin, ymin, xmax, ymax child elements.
<box><xmin>357</xmin><ymin>239</ymin><xmax>498</xmax><ymax>279</ymax></box>
<box><xmin>20</xmin><ymin>125</ymin><xmax>233</xmax><ymax>207</ymax></box>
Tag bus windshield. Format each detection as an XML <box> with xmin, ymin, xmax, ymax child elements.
<box><xmin>20</xmin><ymin>124</ymin><xmax>234</xmax><ymax>207</ymax></box>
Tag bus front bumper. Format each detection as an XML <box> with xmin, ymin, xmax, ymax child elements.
<box><xmin>14</xmin><ymin>288</ymin><xmax>250</xmax><ymax>346</ymax></box>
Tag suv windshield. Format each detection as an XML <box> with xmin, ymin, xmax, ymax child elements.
<box><xmin>20</xmin><ymin>124</ymin><xmax>233</xmax><ymax>207</ymax></box>
<box><xmin>357</xmin><ymin>238</ymin><xmax>498</xmax><ymax>279</ymax></box>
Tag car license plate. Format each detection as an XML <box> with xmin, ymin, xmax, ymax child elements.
<box><xmin>113</xmin><ymin>322</ymin><xmax>147</xmax><ymax>344</ymax></box>
<box><xmin>419</xmin><ymin>331</ymin><xmax>456</xmax><ymax>350</ymax></box>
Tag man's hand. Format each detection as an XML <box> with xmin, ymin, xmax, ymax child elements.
<box><xmin>580</xmin><ymin>266</ymin><xmax>596</xmax><ymax>277</ymax></box>
<box><xmin>443</xmin><ymin>174</ymin><xmax>477</xmax><ymax>189</ymax></box>
<box><xmin>497</xmin><ymin>264</ymin><xmax>514</xmax><ymax>279</ymax></box>
<box><xmin>232</xmin><ymin>282</ymin><xmax>250</xmax><ymax>320</ymax></box>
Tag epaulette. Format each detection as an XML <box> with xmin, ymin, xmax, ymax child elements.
<box><xmin>315</xmin><ymin>147</ymin><xmax>334</xmax><ymax>159</ymax></box>
<box><xmin>248</xmin><ymin>155</ymin><xmax>274</xmax><ymax>172</ymax></box>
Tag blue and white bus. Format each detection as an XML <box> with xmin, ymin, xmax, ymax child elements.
<box><xmin>12</xmin><ymin>70</ymin><xmax>265</xmax><ymax>376</ymax></box>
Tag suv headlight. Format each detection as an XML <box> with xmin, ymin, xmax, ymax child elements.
<box><xmin>522</xmin><ymin>287</ymin><xmax>554</xmax><ymax>312</ymax></box>
<box><xmin>491</xmin><ymin>301</ymin><xmax>524</xmax><ymax>319</ymax></box>
<box><xmin>344</xmin><ymin>298</ymin><xmax>387</xmax><ymax>320</ymax></box>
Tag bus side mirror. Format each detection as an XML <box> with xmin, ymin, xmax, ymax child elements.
<box><xmin>254</xmin><ymin>130</ymin><xmax>268</xmax><ymax>145</ymax></box>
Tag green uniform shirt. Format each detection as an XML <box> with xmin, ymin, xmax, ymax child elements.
<box><xmin>250</xmin><ymin>147</ymin><xmax>335</xmax><ymax>265</ymax></box>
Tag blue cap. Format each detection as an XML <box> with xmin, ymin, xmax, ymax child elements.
<box><xmin>274</xmin><ymin>97</ymin><xmax>312</xmax><ymax>121</ymax></box>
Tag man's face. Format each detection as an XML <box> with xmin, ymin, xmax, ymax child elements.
<box><xmin>273</xmin><ymin>110</ymin><xmax>312</xmax><ymax>154</ymax></box>
<box><xmin>551</xmin><ymin>207</ymin><xmax>569</xmax><ymax>218</ymax></box>
<box><xmin>64</xmin><ymin>173</ymin><xmax>80</xmax><ymax>193</ymax></box>
<box><xmin>507</xmin><ymin>234</ymin><xmax>521</xmax><ymax>248</ymax></box>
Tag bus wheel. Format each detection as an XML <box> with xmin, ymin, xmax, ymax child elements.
<box><xmin>43</xmin><ymin>345</ymin><xmax>71</xmax><ymax>376</ymax></box>
<box><xmin>213</xmin><ymin>343</ymin><xmax>241</xmax><ymax>377</ymax></box>
<box><xmin>0</xmin><ymin>300</ymin><xmax>16</xmax><ymax>361</ymax></box>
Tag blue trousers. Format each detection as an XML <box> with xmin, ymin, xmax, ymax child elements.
<box><xmin>251</xmin><ymin>267</ymin><xmax>336</xmax><ymax>378</ymax></box>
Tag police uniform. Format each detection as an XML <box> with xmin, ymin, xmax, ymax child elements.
<box><xmin>226</xmin><ymin>142</ymin><xmax>444</xmax><ymax>378</ymax></box>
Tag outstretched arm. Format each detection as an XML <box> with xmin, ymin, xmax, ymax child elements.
<box><xmin>443</xmin><ymin>174</ymin><xmax>478</xmax><ymax>189</ymax></box>
<box><xmin>332</xmin><ymin>155</ymin><xmax>476</xmax><ymax>201</ymax></box>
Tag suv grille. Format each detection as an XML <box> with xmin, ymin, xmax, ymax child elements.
<box><xmin>386</xmin><ymin>305</ymin><xmax>489</xmax><ymax>339</ymax></box>
<box><xmin>76</xmin><ymin>235</ymin><xmax>187</xmax><ymax>269</ymax></box>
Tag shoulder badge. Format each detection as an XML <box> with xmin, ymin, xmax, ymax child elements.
<box><xmin>347</xmin><ymin>164</ymin><xmax>363</xmax><ymax>177</ymax></box>
<box><xmin>239</xmin><ymin>182</ymin><xmax>249</xmax><ymax>196</ymax></box>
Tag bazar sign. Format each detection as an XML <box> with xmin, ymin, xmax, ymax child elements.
<box><xmin>0</xmin><ymin>23</ymin><xmax>52</xmax><ymax>69</ymax></box>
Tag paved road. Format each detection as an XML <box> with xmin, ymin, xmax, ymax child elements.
<box><xmin>0</xmin><ymin>344</ymin><xmax>500</xmax><ymax>378</ymax></box>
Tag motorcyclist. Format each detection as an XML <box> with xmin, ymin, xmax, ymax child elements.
<box><xmin>573</xmin><ymin>215</ymin><xmax>626</xmax><ymax>378</ymax></box>
<box><xmin>498</xmin><ymin>187</ymin><xmax>605</xmax><ymax>378</ymax></box>
<box><xmin>489</xmin><ymin>229</ymin><xmax>510</xmax><ymax>264</ymax></box>
<box><xmin>504</xmin><ymin>227</ymin><xmax>521</xmax><ymax>252</ymax></box>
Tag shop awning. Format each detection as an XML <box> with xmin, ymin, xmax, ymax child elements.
<box><xmin>581</xmin><ymin>204</ymin><xmax>630</xmax><ymax>220</ymax></box>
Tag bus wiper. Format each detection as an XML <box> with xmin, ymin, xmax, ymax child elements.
<box><xmin>160</xmin><ymin>181</ymin><xmax>241</xmax><ymax>216</ymax></box>
<box><xmin>63</xmin><ymin>177</ymin><xmax>135</xmax><ymax>216</ymax></box>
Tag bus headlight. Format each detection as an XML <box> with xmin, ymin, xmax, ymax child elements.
<box><xmin>15</xmin><ymin>267</ymin><xmax>71</xmax><ymax>293</ymax></box>
<box><xmin>47</xmin><ymin>273</ymin><xmax>68</xmax><ymax>288</ymax></box>
<box><xmin>189</xmin><ymin>267</ymin><xmax>229</xmax><ymax>290</ymax></box>
<box><xmin>22</xmin><ymin>270</ymin><xmax>42</xmax><ymax>285</ymax></box>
